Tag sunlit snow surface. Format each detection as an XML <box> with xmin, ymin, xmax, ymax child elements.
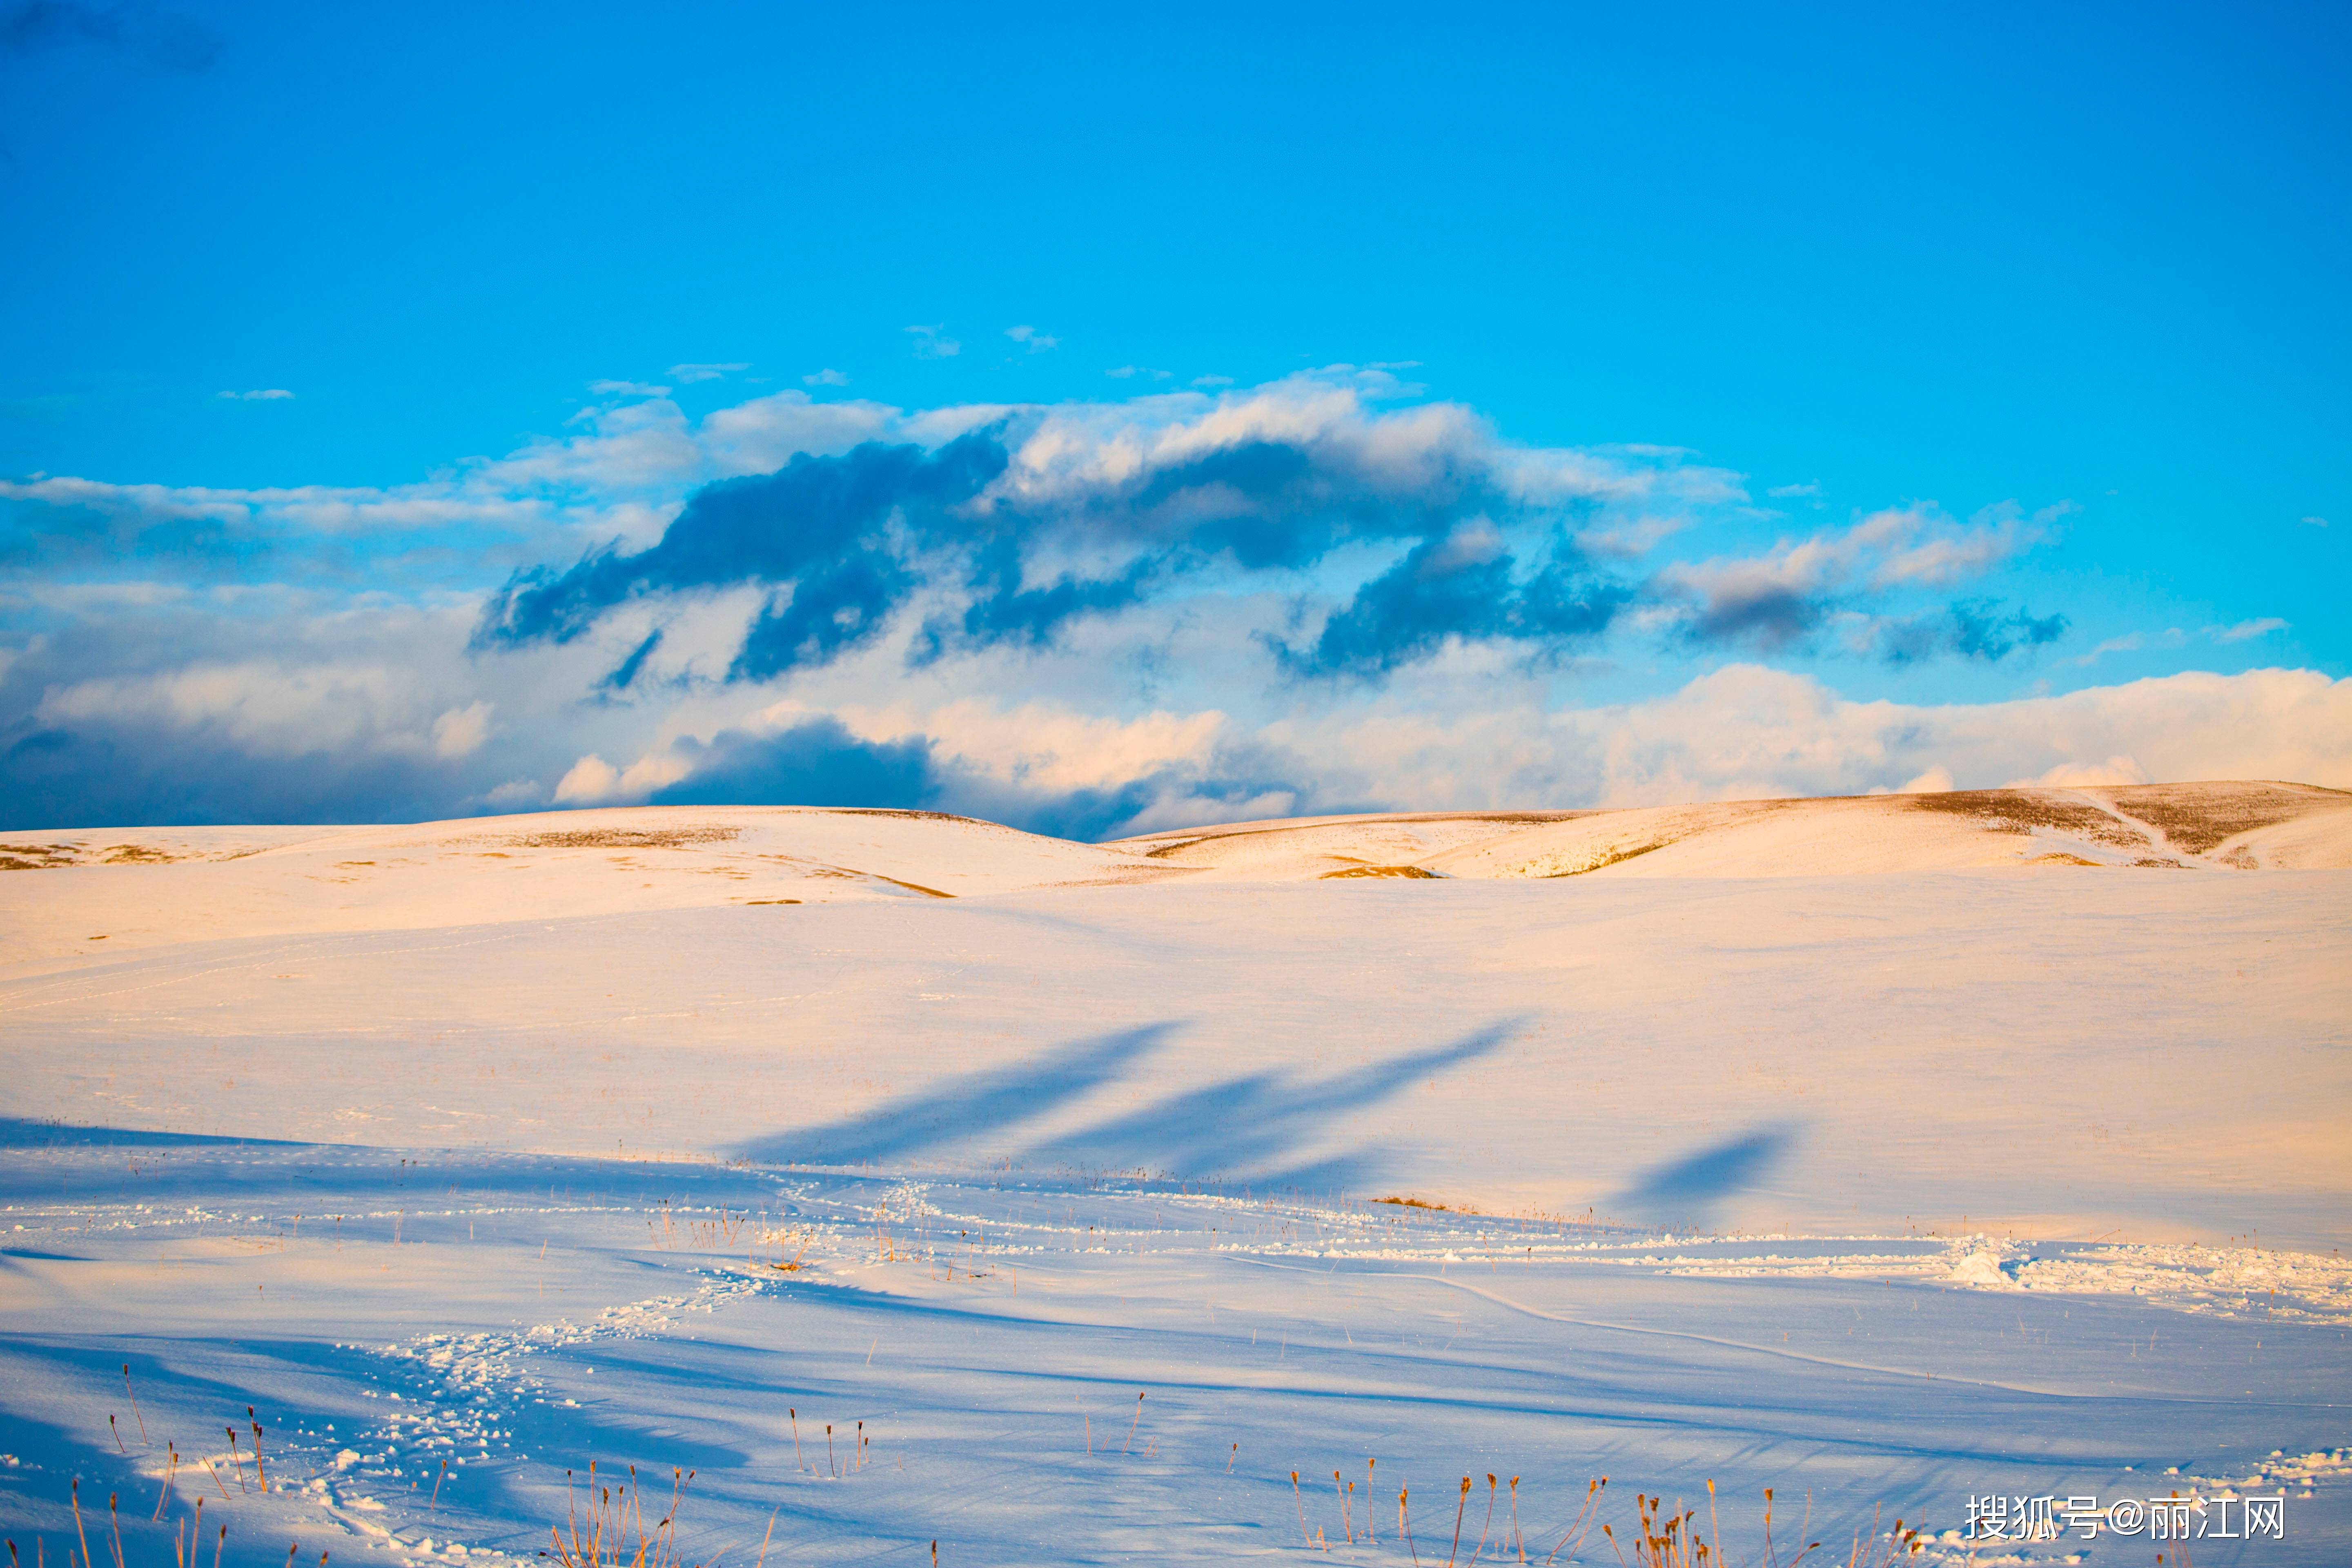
<box><xmin>3</xmin><ymin>1136</ymin><xmax>2347</xmax><ymax>1567</ymax></box>
<box><xmin>2</xmin><ymin>800</ymin><xmax>2348</xmax><ymax>1564</ymax></box>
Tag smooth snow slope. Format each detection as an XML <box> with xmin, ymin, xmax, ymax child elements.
<box><xmin>3</xmin><ymin>786</ymin><xmax>2346</xmax><ymax>1248</ymax></box>
<box><xmin>4</xmin><ymin>784</ymin><xmax>2350</xmax><ymax>1568</ymax></box>
<box><xmin>0</xmin><ymin>806</ymin><xmax>1175</xmax><ymax>962</ymax></box>
<box><xmin>1109</xmin><ymin>780</ymin><xmax>2352</xmax><ymax>879</ymax></box>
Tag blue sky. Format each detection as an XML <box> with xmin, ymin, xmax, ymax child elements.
<box><xmin>2</xmin><ymin>1</ymin><xmax>2346</xmax><ymax>832</ymax></box>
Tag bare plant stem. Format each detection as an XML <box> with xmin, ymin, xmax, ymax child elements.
<box><xmin>1466</xmin><ymin>1474</ymin><xmax>1497</xmax><ymax>1566</ymax></box>
<box><xmin>154</xmin><ymin>1445</ymin><xmax>181</xmax><ymax>1521</ymax></box>
<box><xmin>123</xmin><ymin>1367</ymin><xmax>148</xmax><ymax>1446</ymax></box>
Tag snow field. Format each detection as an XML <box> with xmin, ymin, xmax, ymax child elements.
<box><xmin>4</xmin><ymin>796</ymin><xmax>2349</xmax><ymax>1564</ymax></box>
<box><xmin>3</xmin><ymin>1136</ymin><xmax>2348</xmax><ymax>1566</ymax></box>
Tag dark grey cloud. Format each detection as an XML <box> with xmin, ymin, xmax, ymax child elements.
<box><xmin>0</xmin><ymin>722</ymin><xmax>453</xmax><ymax>831</ymax></box>
<box><xmin>912</xmin><ymin>537</ymin><xmax>1156</xmax><ymax>666</ymax></box>
<box><xmin>1878</xmin><ymin>601</ymin><xmax>2068</xmax><ymax>665</ymax></box>
<box><xmin>1274</xmin><ymin>535</ymin><xmax>1625</xmax><ymax>678</ymax></box>
<box><xmin>473</xmin><ymin>420</ymin><xmax>1608</xmax><ymax>684</ymax></box>
<box><xmin>1124</xmin><ymin>437</ymin><xmax>1488</xmax><ymax>569</ymax></box>
<box><xmin>633</xmin><ymin>715</ymin><xmax>1306</xmax><ymax>844</ymax></box>
<box><xmin>0</xmin><ymin>492</ymin><xmax>256</xmax><ymax>572</ymax></box>
<box><xmin>474</xmin><ymin>432</ymin><xmax>1010</xmax><ymax>664</ymax></box>
<box><xmin>595</xmin><ymin>629</ymin><xmax>663</xmax><ymax>694</ymax></box>
<box><xmin>1681</xmin><ymin>580</ymin><xmax>1824</xmax><ymax>650</ymax></box>
<box><xmin>647</xmin><ymin>716</ymin><xmax>935</xmax><ymax>811</ymax></box>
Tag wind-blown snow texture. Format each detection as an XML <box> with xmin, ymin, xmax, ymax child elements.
<box><xmin>3</xmin><ymin>789</ymin><xmax>2348</xmax><ymax>1565</ymax></box>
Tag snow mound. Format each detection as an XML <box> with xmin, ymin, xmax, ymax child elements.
<box><xmin>1112</xmin><ymin>781</ymin><xmax>2352</xmax><ymax>880</ymax></box>
<box><xmin>1946</xmin><ymin>1247</ymin><xmax>2019</xmax><ymax>1289</ymax></box>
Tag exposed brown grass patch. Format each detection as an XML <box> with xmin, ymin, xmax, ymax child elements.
<box><xmin>1319</xmin><ymin>864</ymin><xmax>1441</xmax><ymax>879</ymax></box>
<box><xmin>0</xmin><ymin>841</ymin><xmax>78</xmax><ymax>870</ymax></box>
<box><xmin>508</xmin><ymin>827</ymin><xmax>743</xmax><ymax>850</ymax></box>
<box><xmin>1540</xmin><ymin>841</ymin><xmax>1667</xmax><ymax>877</ymax></box>
<box><xmin>1906</xmin><ymin>789</ymin><xmax>2146</xmax><ymax>847</ymax></box>
<box><xmin>867</xmin><ymin>872</ymin><xmax>954</xmax><ymax>898</ymax></box>
<box><xmin>2104</xmin><ymin>781</ymin><xmax>2348</xmax><ymax>853</ymax></box>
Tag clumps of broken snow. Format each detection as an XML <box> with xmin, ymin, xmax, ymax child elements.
<box><xmin>1901</xmin><ymin>1236</ymin><xmax>2352</xmax><ymax>1323</ymax></box>
<box><xmin>314</xmin><ymin>1268</ymin><xmax>789</xmax><ymax>1555</ymax></box>
<box><xmin>1999</xmin><ymin>1241</ymin><xmax>2352</xmax><ymax>1323</ymax></box>
<box><xmin>1946</xmin><ymin>1246</ymin><xmax>2015</xmax><ymax>1288</ymax></box>
<box><xmin>2170</xmin><ymin>1445</ymin><xmax>2352</xmax><ymax>1498</ymax></box>
<box><xmin>1554</xmin><ymin>1234</ymin><xmax>2352</xmax><ymax>1323</ymax></box>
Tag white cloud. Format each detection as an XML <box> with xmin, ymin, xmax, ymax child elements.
<box><xmin>697</xmin><ymin>391</ymin><xmax>900</xmax><ymax>477</ymax></box>
<box><xmin>2007</xmin><ymin>755</ymin><xmax>2150</xmax><ymax>788</ymax></box>
<box><xmin>1004</xmin><ymin>326</ymin><xmax>1059</xmax><ymax>353</ymax></box>
<box><xmin>1592</xmin><ymin>666</ymin><xmax>2351</xmax><ymax>799</ymax></box>
<box><xmin>552</xmin><ymin>754</ymin><xmax>619</xmax><ymax>802</ymax></box>
<box><xmin>1577</xmin><ymin>515</ymin><xmax>1686</xmax><ymax>559</ymax></box>
<box><xmin>1651</xmin><ymin>499</ymin><xmax>2058</xmax><ymax>646</ymax></box>
<box><xmin>552</xmin><ymin>749</ymin><xmax>693</xmax><ymax>803</ymax></box>
<box><xmin>2071</xmin><ymin>633</ymin><xmax>2143</xmax><ymax>666</ymax></box>
<box><xmin>40</xmin><ymin>658</ymin><xmax>454</xmax><ymax>759</ymax></box>
<box><xmin>13</xmin><ymin>372</ymin><xmax>2331</xmax><ymax>837</ymax></box>
<box><xmin>803</xmin><ymin>369</ymin><xmax>851</xmax><ymax>387</ymax></box>
<box><xmin>1249</xmin><ymin>665</ymin><xmax>2352</xmax><ymax>815</ymax></box>
<box><xmin>668</xmin><ymin>363</ymin><xmax>751</xmax><ymax>383</ymax></box>
<box><xmin>2212</xmin><ymin>616</ymin><xmax>2288</xmax><ymax>643</ymax></box>
<box><xmin>589</xmin><ymin>379</ymin><xmax>670</xmax><ymax>397</ymax></box>
<box><xmin>1869</xmin><ymin>500</ymin><xmax>2065</xmax><ymax>588</ymax></box>
<box><xmin>906</xmin><ymin>325</ymin><xmax>962</xmax><ymax>359</ymax></box>
<box><xmin>216</xmin><ymin>389</ymin><xmax>294</xmax><ymax>401</ymax></box>
<box><xmin>1766</xmin><ymin>481</ymin><xmax>1821</xmax><ymax>499</ymax></box>
<box><xmin>431</xmin><ymin>701</ymin><xmax>494</xmax><ymax>759</ymax></box>
<box><xmin>2303</xmin><ymin>515</ymin><xmax>2329</xmax><ymax>528</ymax></box>
<box><xmin>1896</xmin><ymin>765</ymin><xmax>1953</xmax><ymax>793</ymax></box>
<box><xmin>1105</xmin><ymin>366</ymin><xmax>1172</xmax><ymax>381</ymax></box>
<box><xmin>835</xmin><ymin>697</ymin><xmax>1224</xmax><ymax>796</ymax></box>
<box><xmin>1191</xmin><ymin>374</ymin><xmax>1234</xmax><ymax>388</ymax></box>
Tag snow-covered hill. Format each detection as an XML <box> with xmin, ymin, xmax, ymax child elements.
<box><xmin>1109</xmin><ymin>780</ymin><xmax>2352</xmax><ymax>879</ymax></box>
<box><xmin>4</xmin><ymin>783</ymin><xmax>2348</xmax><ymax>1565</ymax></box>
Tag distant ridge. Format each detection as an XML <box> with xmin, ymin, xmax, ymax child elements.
<box><xmin>3</xmin><ymin>782</ymin><xmax>2346</xmax><ymax>964</ymax></box>
<box><xmin>1107</xmin><ymin>780</ymin><xmax>2352</xmax><ymax>879</ymax></box>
